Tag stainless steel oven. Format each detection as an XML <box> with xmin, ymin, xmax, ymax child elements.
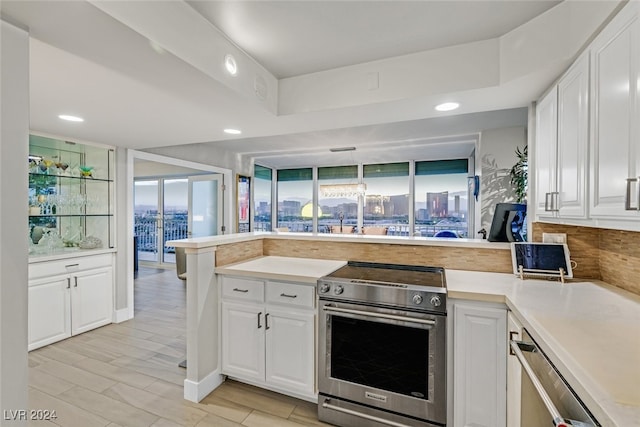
<box><xmin>511</xmin><ymin>329</ymin><xmax>600</xmax><ymax>427</ymax></box>
<box><xmin>317</xmin><ymin>262</ymin><xmax>447</xmax><ymax>427</ymax></box>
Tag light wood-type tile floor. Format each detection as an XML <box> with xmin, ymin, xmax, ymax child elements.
<box><xmin>27</xmin><ymin>266</ymin><xmax>332</xmax><ymax>427</ymax></box>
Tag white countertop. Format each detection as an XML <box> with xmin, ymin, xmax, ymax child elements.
<box><xmin>215</xmin><ymin>256</ymin><xmax>640</xmax><ymax>427</ymax></box>
<box><xmin>167</xmin><ymin>231</ymin><xmax>511</xmax><ymax>250</ymax></box>
<box><xmin>216</xmin><ymin>256</ymin><xmax>347</xmax><ymax>284</ymax></box>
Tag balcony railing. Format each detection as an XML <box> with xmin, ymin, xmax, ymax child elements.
<box><xmin>134</xmin><ymin>217</ymin><xmax>188</xmax><ymax>256</ymax></box>
<box><xmin>254</xmin><ymin>220</ymin><xmax>468</xmax><ymax>237</ymax></box>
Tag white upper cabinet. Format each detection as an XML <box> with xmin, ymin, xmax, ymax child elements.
<box><xmin>534</xmin><ymin>1</ymin><xmax>640</xmax><ymax>230</ymax></box>
<box><xmin>589</xmin><ymin>1</ymin><xmax>640</xmax><ymax>220</ymax></box>
<box><xmin>535</xmin><ymin>54</ymin><xmax>589</xmax><ymax>221</ymax></box>
<box><xmin>557</xmin><ymin>54</ymin><xmax>589</xmax><ymax>218</ymax></box>
<box><xmin>535</xmin><ymin>86</ymin><xmax>558</xmax><ymax>219</ymax></box>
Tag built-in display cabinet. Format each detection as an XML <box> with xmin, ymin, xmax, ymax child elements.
<box><xmin>28</xmin><ymin>134</ymin><xmax>116</xmax><ymax>350</ymax></box>
<box><xmin>534</xmin><ymin>1</ymin><xmax>640</xmax><ymax>231</ymax></box>
<box><xmin>28</xmin><ymin>134</ymin><xmax>114</xmax><ymax>256</ymax></box>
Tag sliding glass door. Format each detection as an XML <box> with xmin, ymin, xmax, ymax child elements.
<box><xmin>134</xmin><ymin>178</ymin><xmax>188</xmax><ymax>265</ymax></box>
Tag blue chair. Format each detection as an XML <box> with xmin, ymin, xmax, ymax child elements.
<box><xmin>434</xmin><ymin>230</ymin><xmax>458</xmax><ymax>238</ymax></box>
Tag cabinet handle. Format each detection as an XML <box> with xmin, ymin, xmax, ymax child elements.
<box><xmin>233</xmin><ymin>288</ymin><xmax>249</xmax><ymax>293</ymax></box>
<box><xmin>257</xmin><ymin>312</ymin><xmax>262</xmax><ymax>329</ymax></box>
<box><xmin>65</xmin><ymin>263</ymin><xmax>79</xmax><ymax>268</ymax></box>
<box><xmin>265</xmin><ymin>313</ymin><xmax>270</xmax><ymax>330</ymax></box>
<box><xmin>280</xmin><ymin>293</ymin><xmax>297</xmax><ymax>299</ymax></box>
<box><xmin>544</xmin><ymin>193</ymin><xmax>552</xmax><ymax>211</ymax></box>
<box><xmin>66</xmin><ymin>278</ymin><xmax>71</xmax><ymax>289</ymax></box>
<box><xmin>625</xmin><ymin>177</ymin><xmax>640</xmax><ymax>211</ymax></box>
<box><xmin>553</xmin><ymin>192</ymin><xmax>560</xmax><ymax>212</ymax></box>
<box><xmin>509</xmin><ymin>331</ymin><xmax>519</xmax><ymax>355</ymax></box>
<box><xmin>74</xmin><ymin>277</ymin><xmax>78</xmax><ymax>288</ymax></box>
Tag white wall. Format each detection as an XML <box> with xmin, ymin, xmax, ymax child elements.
<box><xmin>479</xmin><ymin>126</ymin><xmax>527</xmax><ymax>232</ymax></box>
<box><xmin>0</xmin><ymin>19</ymin><xmax>29</xmax><ymax>422</ymax></box>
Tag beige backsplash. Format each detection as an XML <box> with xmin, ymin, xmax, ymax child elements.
<box><xmin>214</xmin><ymin>225</ymin><xmax>640</xmax><ymax>296</ymax></box>
<box><xmin>532</xmin><ymin>222</ymin><xmax>640</xmax><ymax>296</ymax></box>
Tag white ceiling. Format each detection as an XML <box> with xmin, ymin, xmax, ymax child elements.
<box><xmin>0</xmin><ymin>1</ymin><xmax>619</xmax><ymax>168</ymax></box>
<box><xmin>187</xmin><ymin>0</ymin><xmax>561</xmax><ymax>78</ymax></box>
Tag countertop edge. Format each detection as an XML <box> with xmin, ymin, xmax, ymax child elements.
<box><xmin>167</xmin><ymin>232</ymin><xmax>511</xmax><ymax>250</ymax></box>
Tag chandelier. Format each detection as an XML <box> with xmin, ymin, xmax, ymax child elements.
<box><xmin>319</xmin><ymin>183</ymin><xmax>366</xmax><ymax>198</ymax></box>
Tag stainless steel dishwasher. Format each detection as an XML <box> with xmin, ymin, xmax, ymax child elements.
<box><xmin>510</xmin><ymin>329</ymin><xmax>601</xmax><ymax>427</ymax></box>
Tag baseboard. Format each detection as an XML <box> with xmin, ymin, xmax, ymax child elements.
<box><xmin>183</xmin><ymin>370</ymin><xmax>225</xmax><ymax>402</ymax></box>
<box><xmin>113</xmin><ymin>308</ymin><xmax>131</xmax><ymax>323</ymax></box>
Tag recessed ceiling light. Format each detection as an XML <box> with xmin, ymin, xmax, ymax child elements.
<box><xmin>58</xmin><ymin>114</ymin><xmax>84</xmax><ymax>122</ymax></box>
<box><xmin>224</xmin><ymin>128</ymin><xmax>242</xmax><ymax>135</ymax></box>
<box><xmin>435</xmin><ymin>102</ymin><xmax>460</xmax><ymax>112</ymax></box>
<box><xmin>224</xmin><ymin>54</ymin><xmax>237</xmax><ymax>76</ymax></box>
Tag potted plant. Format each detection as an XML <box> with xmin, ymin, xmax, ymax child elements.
<box><xmin>509</xmin><ymin>146</ymin><xmax>528</xmax><ymax>203</ymax></box>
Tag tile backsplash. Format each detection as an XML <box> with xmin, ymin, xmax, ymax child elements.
<box><xmin>532</xmin><ymin>222</ymin><xmax>640</xmax><ymax>296</ymax></box>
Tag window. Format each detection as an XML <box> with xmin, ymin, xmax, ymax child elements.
<box><xmin>277</xmin><ymin>168</ymin><xmax>313</xmax><ymax>232</ymax></box>
<box><xmin>253</xmin><ymin>165</ymin><xmax>272</xmax><ymax>231</ymax></box>
<box><xmin>414</xmin><ymin>159</ymin><xmax>469</xmax><ymax>237</ymax></box>
<box><xmin>363</xmin><ymin>163</ymin><xmax>410</xmax><ymax>235</ymax></box>
<box><xmin>317</xmin><ymin>166</ymin><xmax>359</xmax><ymax>233</ymax></box>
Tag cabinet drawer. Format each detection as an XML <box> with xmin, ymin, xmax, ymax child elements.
<box><xmin>266</xmin><ymin>281</ymin><xmax>314</xmax><ymax>309</ymax></box>
<box><xmin>222</xmin><ymin>277</ymin><xmax>264</xmax><ymax>302</ymax></box>
<box><xmin>29</xmin><ymin>253</ymin><xmax>113</xmax><ymax>279</ymax></box>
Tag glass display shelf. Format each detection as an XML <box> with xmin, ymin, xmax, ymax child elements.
<box><xmin>28</xmin><ymin>134</ymin><xmax>115</xmax><ymax>256</ymax></box>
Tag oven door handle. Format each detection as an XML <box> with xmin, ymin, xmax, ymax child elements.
<box><xmin>323</xmin><ymin>305</ymin><xmax>436</xmax><ymax>326</ymax></box>
<box><xmin>322</xmin><ymin>399</ymin><xmax>414</xmax><ymax>427</ymax></box>
<box><xmin>510</xmin><ymin>340</ymin><xmax>583</xmax><ymax>427</ymax></box>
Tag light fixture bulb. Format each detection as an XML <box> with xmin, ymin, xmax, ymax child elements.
<box><xmin>58</xmin><ymin>114</ymin><xmax>84</xmax><ymax>122</ymax></box>
<box><xmin>224</xmin><ymin>128</ymin><xmax>242</xmax><ymax>135</ymax></box>
<box><xmin>224</xmin><ymin>54</ymin><xmax>237</xmax><ymax>76</ymax></box>
<box><xmin>435</xmin><ymin>102</ymin><xmax>460</xmax><ymax>112</ymax></box>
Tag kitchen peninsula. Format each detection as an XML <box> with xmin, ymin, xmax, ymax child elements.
<box><xmin>168</xmin><ymin>232</ymin><xmax>640</xmax><ymax>427</ymax></box>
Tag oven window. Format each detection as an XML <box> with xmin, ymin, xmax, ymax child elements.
<box><xmin>330</xmin><ymin>315</ymin><xmax>429</xmax><ymax>399</ymax></box>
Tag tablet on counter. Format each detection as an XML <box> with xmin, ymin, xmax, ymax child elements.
<box><xmin>511</xmin><ymin>242</ymin><xmax>573</xmax><ymax>279</ymax></box>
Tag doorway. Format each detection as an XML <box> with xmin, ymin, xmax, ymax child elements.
<box><xmin>122</xmin><ymin>150</ymin><xmax>233</xmax><ymax>321</ymax></box>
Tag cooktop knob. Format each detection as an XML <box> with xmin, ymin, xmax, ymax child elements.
<box><xmin>334</xmin><ymin>285</ymin><xmax>344</xmax><ymax>295</ymax></box>
<box><xmin>412</xmin><ymin>294</ymin><xmax>423</xmax><ymax>305</ymax></box>
<box><xmin>430</xmin><ymin>295</ymin><xmax>442</xmax><ymax>307</ymax></box>
<box><xmin>319</xmin><ymin>283</ymin><xmax>331</xmax><ymax>294</ymax></box>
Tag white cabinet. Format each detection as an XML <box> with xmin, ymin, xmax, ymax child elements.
<box><xmin>452</xmin><ymin>300</ymin><xmax>507</xmax><ymax>427</ymax></box>
<box><xmin>557</xmin><ymin>54</ymin><xmax>589</xmax><ymax>218</ymax></box>
<box><xmin>534</xmin><ymin>86</ymin><xmax>558</xmax><ymax>218</ymax></box>
<box><xmin>506</xmin><ymin>312</ymin><xmax>523</xmax><ymax>427</ymax></box>
<box><xmin>70</xmin><ymin>267</ymin><xmax>114</xmax><ymax>335</ymax></box>
<box><xmin>28</xmin><ymin>254</ymin><xmax>114</xmax><ymax>350</ymax></box>
<box><xmin>28</xmin><ymin>275</ymin><xmax>72</xmax><ymax>350</ymax></box>
<box><xmin>221</xmin><ymin>301</ymin><xmax>265</xmax><ymax>382</ymax></box>
<box><xmin>264</xmin><ymin>307</ymin><xmax>315</xmax><ymax>393</ymax></box>
<box><xmin>589</xmin><ymin>1</ymin><xmax>640</xmax><ymax>220</ymax></box>
<box><xmin>535</xmin><ymin>54</ymin><xmax>589</xmax><ymax>220</ymax></box>
<box><xmin>220</xmin><ymin>276</ymin><xmax>316</xmax><ymax>400</ymax></box>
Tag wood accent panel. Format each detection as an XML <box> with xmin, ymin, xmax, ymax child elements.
<box><xmin>531</xmin><ymin>222</ymin><xmax>601</xmax><ymax>280</ymax></box>
<box><xmin>215</xmin><ymin>239</ymin><xmax>263</xmax><ymax>267</ymax></box>
<box><xmin>263</xmin><ymin>239</ymin><xmax>513</xmax><ymax>273</ymax></box>
<box><xmin>599</xmin><ymin>229</ymin><xmax>640</xmax><ymax>296</ymax></box>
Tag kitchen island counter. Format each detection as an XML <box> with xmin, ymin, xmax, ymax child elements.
<box><xmin>216</xmin><ymin>256</ymin><xmax>640</xmax><ymax>427</ymax></box>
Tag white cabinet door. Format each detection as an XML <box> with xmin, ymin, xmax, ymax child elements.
<box><xmin>557</xmin><ymin>54</ymin><xmax>589</xmax><ymax>218</ymax></box>
<box><xmin>265</xmin><ymin>307</ymin><xmax>315</xmax><ymax>395</ymax></box>
<box><xmin>535</xmin><ymin>86</ymin><xmax>558</xmax><ymax>218</ymax></box>
<box><xmin>506</xmin><ymin>312</ymin><xmax>523</xmax><ymax>427</ymax></box>
<box><xmin>28</xmin><ymin>275</ymin><xmax>71</xmax><ymax>351</ymax></box>
<box><xmin>590</xmin><ymin>2</ymin><xmax>640</xmax><ymax>219</ymax></box>
<box><xmin>221</xmin><ymin>301</ymin><xmax>265</xmax><ymax>382</ymax></box>
<box><xmin>71</xmin><ymin>266</ymin><xmax>113</xmax><ymax>335</ymax></box>
<box><xmin>453</xmin><ymin>302</ymin><xmax>507</xmax><ymax>427</ymax></box>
